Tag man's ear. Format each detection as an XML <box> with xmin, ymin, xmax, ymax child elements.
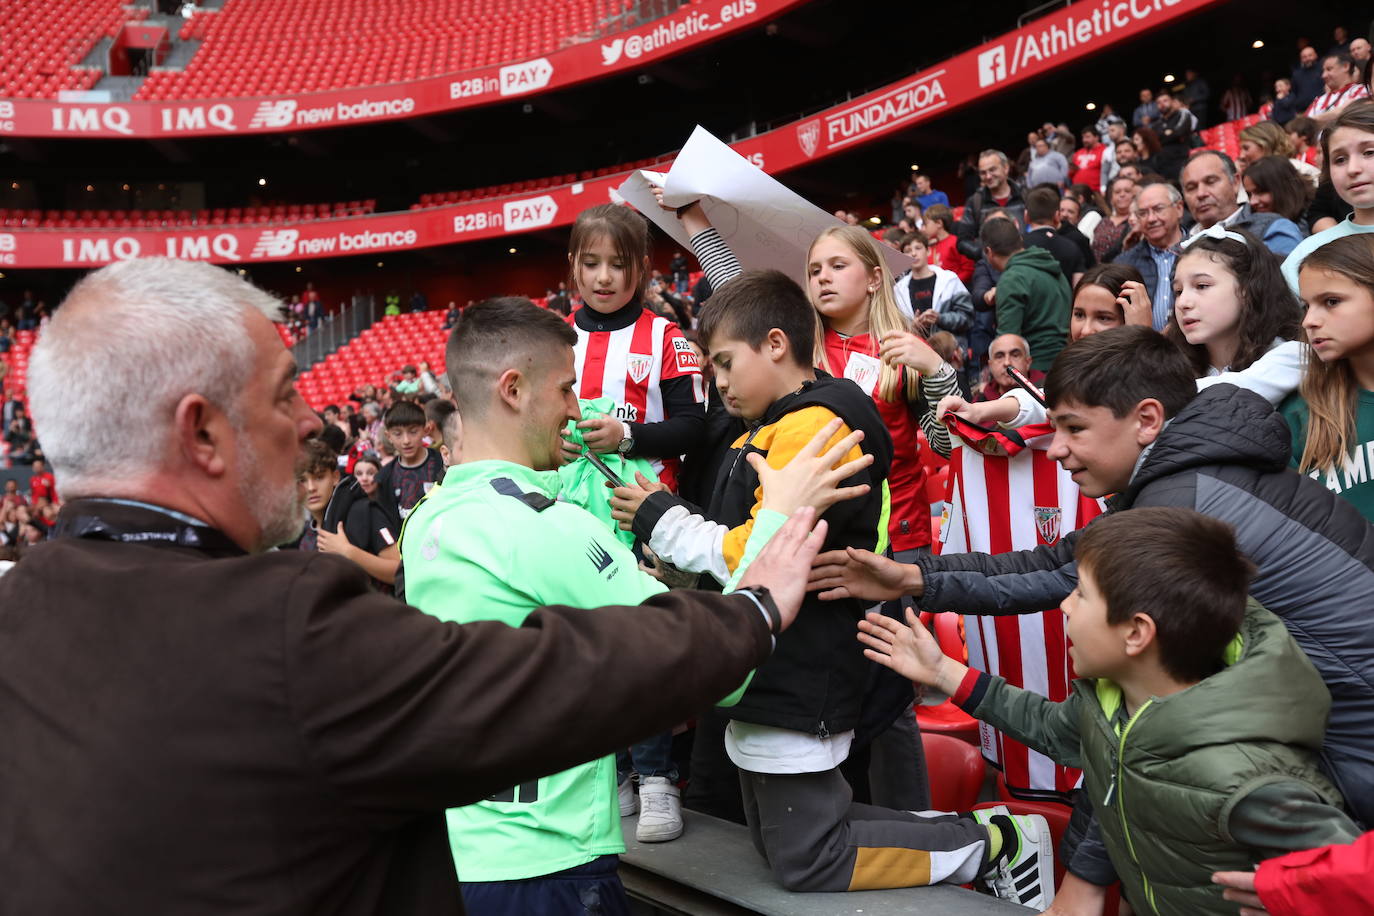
<box><xmin>174</xmin><ymin>393</ymin><xmax>230</xmax><ymax>479</ymax></box>
<box><xmin>495</xmin><ymin>367</ymin><xmax>524</xmax><ymax>411</ymax></box>
<box><xmin>1133</xmin><ymin>397</ymin><xmax>1167</xmax><ymax>446</ymax></box>
<box><xmin>1122</xmin><ymin>611</ymin><xmax>1157</xmax><ymax>659</ymax></box>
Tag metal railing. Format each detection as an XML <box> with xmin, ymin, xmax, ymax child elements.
<box><xmin>289</xmin><ymin>293</ymin><xmax>377</xmax><ymax>370</ymax></box>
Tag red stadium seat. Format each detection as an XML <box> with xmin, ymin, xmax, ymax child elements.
<box><xmin>923</xmin><ymin>733</ymin><xmax>986</xmax><ymax>812</ymax></box>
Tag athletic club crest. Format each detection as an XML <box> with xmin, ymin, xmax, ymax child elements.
<box><xmin>1034</xmin><ymin>506</ymin><xmax>1062</xmax><ymax>544</ymax></box>
<box><xmin>626</xmin><ymin>354</ymin><xmax>653</xmax><ymax>384</ymax></box>
<box><xmin>797</xmin><ymin>119</ymin><xmax>821</xmax><ymax>158</ymax></box>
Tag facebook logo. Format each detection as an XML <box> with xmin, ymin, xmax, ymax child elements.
<box><xmin>978</xmin><ymin>45</ymin><xmax>1007</xmax><ymax>87</ymax></box>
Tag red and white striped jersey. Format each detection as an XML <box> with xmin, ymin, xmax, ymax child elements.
<box><xmin>572</xmin><ymin>309</ymin><xmax>704</xmax><ymax>485</ymax></box>
<box><xmin>937</xmin><ymin>423</ymin><xmax>1105</xmax><ymax>801</ymax></box>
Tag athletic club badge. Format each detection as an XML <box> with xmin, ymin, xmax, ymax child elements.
<box><xmin>1034</xmin><ymin>506</ymin><xmax>1062</xmax><ymax>544</ymax></box>
<box><xmin>797</xmin><ymin>119</ymin><xmax>821</xmax><ymax>158</ymax></box>
<box><xmin>626</xmin><ymin>354</ymin><xmax>653</xmax><ymax>384</ymax></box>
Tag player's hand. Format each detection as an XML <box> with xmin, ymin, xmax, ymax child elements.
<box><xmin>576</xmin><ymin>415</ymin><xmax>626</xmax><ymax>453</ymax></box>
<box><xmin>1212</xmin><ymin>872</ymin><xmax>1267</xmax><ymax>915</ymax></box>
<box><xmin>317</xmin><ymin>523</ymin><xmax>356</xmax><ymax>561</ymax></box>
<box><xmin>609</xmin><ymin>472</ymin><xmax>667</xmax><ymax>531</ymax></box>
<box><xmin>1117</xmin><ymin>280</ymin><xmax>1153</xmax><ymax>328</ymax></box>
<box><xmin>809</xmin><ymin>547</ymin><xmax>921</xmax><ymax>600</ymax></box>
<box><xmin>858</xmin><ymin>608</ymin><xmax>961</xmax><ymax>692</ymax></box>
<box><xmin>880</xmin><ymin>330</ymin><xmax>943</xmax><ymax>375</ymax></box>
<box><xmin>736</xmin><ymin>506</ymin><xmax>829</xmax><ymax>633</ymax></box>
<box><xmin>751</xmin><ymin>418</ymin><xmax>873</xmax><ymax>517</ymax></box>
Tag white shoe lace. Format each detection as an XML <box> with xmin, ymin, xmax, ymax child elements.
<box><xmin>641</xmin><ymin>791</ymin><xmax>675</xmax><ymax>818</ymax></box>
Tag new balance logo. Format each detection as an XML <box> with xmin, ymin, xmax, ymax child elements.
<box><xmin>249</xmin><ymin>100</ymin><xmax>297</xmax><ymax>128</ymax></box>
<box><xmin>250</xmin><ymin>229</ymin><xmax>299</xmax><ymax>259</ymax></box>
<box><xmin>586</xmin><ymin>540</ymin><xmax>614</xmax><ymax>573</ymax></box>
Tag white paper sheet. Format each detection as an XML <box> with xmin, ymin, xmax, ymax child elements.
<box><xmin>614</xmin><ymin>125</ymin><xmax>912</xmax><ymax>281</ymax></box>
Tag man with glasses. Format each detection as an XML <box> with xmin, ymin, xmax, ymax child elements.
<box><xmin>1114</xmin><ymin>182</ymin><xmax>1185</xmax><ymax>330</ymax></box>
<box><xmin>954</xmin><ymin>149</ymin><xmax>1028</xmax><ymax>261</ymax></box>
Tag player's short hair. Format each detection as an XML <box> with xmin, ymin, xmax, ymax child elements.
<box><xmin>445</xmin><ymin>296</ymin><xmax>577</xmax><ymax>420</ymax></box>
<box><xmin>695</xmin><ymin>269</ymin><xmax>816</xmax><ymax>370</ymax></box>
<box><xmin>1076</xmin><ymin>507</ymin><xmax>1254</xmax><ymax>682</ymax></box>
<box><xmin>383</xmin><ymin>399</ymin><xmax>425</xmax><ymax>429</ymax></box>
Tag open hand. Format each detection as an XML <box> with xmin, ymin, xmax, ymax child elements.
<box><xmin>609</xmin><ymin>472</ymin><xmax>668</xmax><ymax>531</ymax></box>
<box><xmin>750</xmin><ymin>418</ymin><xmax>873</xmax><ymax>517</ymax></box>
<box><xmin>809</xmin><ymin>546</ymin><xmax>919</xmax><ymax>601</ymax></box>
<box><xmin>857</xmin><ymin>607</ymin><xmax>959</xmax><ymax>691</ymax></box>
<box><xmin>736</xmin><ymin>506</ymin><xmax>829</xmax><ymax>633</ymax></box>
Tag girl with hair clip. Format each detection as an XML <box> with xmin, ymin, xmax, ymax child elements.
<box><xmin>931</xmin><ymin>262</ymin><xmax>1153</xmax><ymax>438</ymax></box>
<box><xmin>662</xmin><ymin>194</ymin><xmax>960</xmax><ymax>562</ymax></box>
<box><xmin>563</xmin><ymin>203</ymin><xmax>706</xmax><ymax>491</ymax></box>
<box><xmin>1282</xmin><ymin>99</ymin><xmax>1374</xmax><ymax>290</ymax></box>
<box><xmin>1282</xmin><ymin>233</ymin><xmax>1374</xmax><ymax>520</ymax></box>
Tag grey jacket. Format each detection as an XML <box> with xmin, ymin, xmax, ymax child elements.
<box><xmin>917</xmin><ymin>384</ymin><xmax>1374</xmax><ymax>825</ymax></box>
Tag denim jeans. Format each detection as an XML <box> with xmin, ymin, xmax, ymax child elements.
<box><xmin>616</xmin><ymin>731</ymin><xmax>678</xmax><ymax>782</ymax></box>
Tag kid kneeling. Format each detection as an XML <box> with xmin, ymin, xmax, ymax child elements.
<box><xmin>627</xmin><ymin>270</ymin><xmax>1056</xmax><ymax>906</ymax></box>
<box><xmin>860</xmin><ymin>507</ymin><xmax>1361</xmax><ymax>916</ymax></box>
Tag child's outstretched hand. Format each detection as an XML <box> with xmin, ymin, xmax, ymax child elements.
<box><xmin>857</xmin><ymin>607</ymin><xmax>966</xmax><ymax>695</ymax></box>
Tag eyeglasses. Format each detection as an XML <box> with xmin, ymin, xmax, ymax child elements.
<box><xmin>1135</xmin><ymin>203</ymin><xmax>1176</xmax><ymax>218</ymax></box>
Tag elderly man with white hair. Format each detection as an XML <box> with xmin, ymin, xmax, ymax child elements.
<box><xmin>0</xmin><ymin>257</ymin><xmax>839</xmax><ymax>915</ymax></box>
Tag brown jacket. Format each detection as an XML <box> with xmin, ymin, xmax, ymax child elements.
<box><xmin>0</xmin><ymin>499</ymin><xmax>772</xmax><ymax>915</ymax></box>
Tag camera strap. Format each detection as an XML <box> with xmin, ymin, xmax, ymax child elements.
<box><xmin>52</xmin><ymin>498</ymin><xmax>244</xmax><ymax>556</ymax></box>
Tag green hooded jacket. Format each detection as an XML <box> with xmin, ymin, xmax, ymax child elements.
<box><xmin>994</xmin><ymin>246</ymin><xmax>1071</xmax><ymax>372</ymax></box>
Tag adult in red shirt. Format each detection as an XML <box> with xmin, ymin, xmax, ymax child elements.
<box><xmin>1070</xmin><ymin>128</ymin><xmax>1106</xmax><ymax>192</ymax></box>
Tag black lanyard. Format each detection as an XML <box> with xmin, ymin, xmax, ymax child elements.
<box><xmin>52</xmin><ymin>500</ymin><xmax>245</xmax><ymax>556</ymax></box>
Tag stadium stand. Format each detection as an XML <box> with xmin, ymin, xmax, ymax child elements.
<box><xmin>0</xmin><ymin>0</ymin><xmax>143</xmax><ymax>99</ymax></box>
<box><xmin>135</xmin><ymin>0</ymin><xmax>639</xmax><ymax>101</ymax></box>
<box><xmin>0</xmin><ymin>199</ymin><xmax>376</xmax><ymax>230</ymax></box>
<box><xmin>295</xmin><ymin>310</ymin><xmax>449</xmax><ymax>409</ymax></box>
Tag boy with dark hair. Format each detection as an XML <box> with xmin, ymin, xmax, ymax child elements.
<box><xmin>295</xmin><ymin>438</ymin><xmax>399</xmax><ymax>586</ymax></box>
<box><xmin>860</xmin><ymin>507</ymin><xmax>1359</xmax><ymax>916</ymax></box>
<box><xmin>812</xmin><ymin>326</ymin><xmax>1374</xmax><ymax>911</ymax></box>
<box><xmin>981</xmin><ymin>218</ymin><xmax>1070</xmax><ymax>372</ymax></box>
<box><xmin>375</xmin><ymin>399</ymin><xmax>445</xmax><ymax>526</ymax></box>
<box><xmin>1022</xmin><ymin>186</ymin><xmax>1087</xmax><ymax>285</ymax></box>
<box><xmin>620</xmin><ymin>269</ymin><xmax>1057</xmax><ymax>905</ymax></box>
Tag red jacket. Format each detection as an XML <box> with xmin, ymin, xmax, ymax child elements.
<box><xmin>1256</xmin><ymin>831</ymin><xmax>1374</xmax><ymax>915</ymax></box>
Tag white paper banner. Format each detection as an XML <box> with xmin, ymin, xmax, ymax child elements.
<box><xmin>615</xmin><ymin>125</ymin><xmax>912</xmax><ymax>281</ymax></box>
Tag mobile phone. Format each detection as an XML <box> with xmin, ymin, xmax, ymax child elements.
<box><xmin>1004</xmin><ymin>365</ymin><xmax>1046</xmax><ymax>406</ymax></box>
<box><xmin>584</xmin><ymin>450</ymin><xmax>626</xmax><ymax>488</ymax></box>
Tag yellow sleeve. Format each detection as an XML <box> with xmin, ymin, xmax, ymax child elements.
<box><xmin>720</xmin><ymin>405</ymin><xmax>862</xmax><ymax>572</ymax></box>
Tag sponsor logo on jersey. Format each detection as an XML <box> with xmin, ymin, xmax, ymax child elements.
<box><xmin>672</xmin><ymin>337</ymin><xmax>700</xmax><ymax>371</ymax></box>
<box><xmin>586</xmin><ymin>540</ymin><xmax>614</xmax><ymax>573</ymax></box>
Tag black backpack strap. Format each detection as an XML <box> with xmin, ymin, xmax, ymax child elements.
<box><xmin>489</xmin><ymin>477</ymin><xmax>555</xmax><ymax>512</ymax></box>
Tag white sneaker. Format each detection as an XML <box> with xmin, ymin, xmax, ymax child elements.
<box><xmin>635</xmin><ymin>776</ymin><xmax>683</xmax><ymax>842</ymax></box>
<box><xmin>618</xmin><ymin>776</ymin><xmax>638</xmax><ymax>817</ymax></box>
<box><xmin>974</xmin><ymin>807</ymin><xmax>1055</xmax><ymax>910</ymax></box>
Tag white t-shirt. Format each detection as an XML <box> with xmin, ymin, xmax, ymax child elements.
<box><xmin>724</xmin><ymin>721</ymin><xmax>855</xmax><ymax>774</ymax></box>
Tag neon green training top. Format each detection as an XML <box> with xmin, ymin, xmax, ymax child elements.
<box><xmin>402</xmin><ymin>459</ymin><xmax>665</xmax><ymax>881</ymax></box>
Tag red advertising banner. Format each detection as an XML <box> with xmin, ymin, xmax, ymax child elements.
<box><xmin>0</xmin><ymin>0</ymin><xmax>797</xmax><ymax>139</ymax></box>
<box><xmin>0</xmin><ymin>0</ymin><xmax>1224</xmax><ymax>269</ymax></box>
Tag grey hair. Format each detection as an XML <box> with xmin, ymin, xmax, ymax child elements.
<box><xmin>978</xmin><ymin>149</ymin><xmax>1010</xmax><ymax>168</ymax></box>
<box><xmin>1134</xmin><ymin>182</ymin><xmax>1184</xmax><ymax>211</ymax></box>
<box><xmin>28</xmin><ymin>257</ymin><xmax>282</xmax><ymax>492</ymax></box>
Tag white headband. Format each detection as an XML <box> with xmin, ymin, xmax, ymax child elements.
<box><xmin>1181</xmin><ymin>222</ymin><xmax>1249</xmax><ymax>249</ymax></box>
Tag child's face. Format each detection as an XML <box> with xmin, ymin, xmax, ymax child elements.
<box><xmin>1070</xmin><ymin>286</ymin><xmax>1125</xmax><ymax>342</ymax></box>
<box><xmin>1045</xmin><ymin>398</ymin><xmax>1150</xmax><ymax>498</ymax></box>
<box><xmin>707</xmin><ymin>334</ymin><xmax>783</xmax><ymax>422</ymax></box>
<box><xmin>1300</xmin><ymin>266</ymin><xmax>1374</xmax><ymax>364</ymax></box>
<box><xmin>353</xmin><ymin>461</ymin><xmax>378</xmax><ymax>496</ymax></box>
<box><xmin>1063</xmin><ymin>564</ymin><xmax>1129</xmax><ymax>679</ymax></box>
<box><xmin>903</xmin><ymin>239</ymin><xmax>930</xmax><ymax>269</ymax></box>
<box><xmin>387</xmin><ymin>423</ymin><xmax>426</xmax><ymax>460</ymax></box>
<box><xmin>1326</xmin><ymin>126</ymin><xmax>1374</xmax><ymax>212</ymax></box>
<box><xmin>574</xmin><ymin>234</ymin><xmax>638</xmax><ymax>315</ymax></box>
<box><xmin>302</xmin><ymin>469</ymin><xmax>339</xmax><ymax>517</ymax></box>
<box><xmin>1173</xmin><ymin>252</ymin><xmax>1243</xmax><ymax>358</ymax></box>
<box><xmin>808</xmin><ymin>235</ymin><xmax>878</xmax><ymax>327</ymax></box>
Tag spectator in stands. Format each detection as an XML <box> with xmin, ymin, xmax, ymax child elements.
<box><xmin>442</xmin><ymin>301</ymin><xmax>461</xmax><ymax>328</ymax></box>
<box><xmin>15</xmin><ymin>293</ymin><xmax>37</xmax><ymax>332</ymax></box>
<box><xmin>1285</xmin><ymin>102</ymin><xmax>1374</xmax><ymax>289</ymax></box>
<box><xmin>1043</xmin><ymin>121</ymin><xmax>1076</xmax><ymax>157</ymax></box>
<box><xmin>295</xmin><ymin>439</ymin><xmax>399</xmax><ymax>587</ymax></box>
<box><xmin>859</xmin><ymin>506</ymin><xmax>1359</xmax><ymax>916</ymax></box>
<box><xmin>1070</xmin><ymin>128</ymin><xmax>1106</xmax><ymax>189</ymax></box>
<box><xmin>1239</xmin><ymin>120</ymin><xmax>1321</xmax><ymax>186</ymax></box>
<box><xmin>1308</xmin><ymin>50</ymin><xmax>1369</xmax><ymax>125</ymax></box>
<box><xmin>1065</xmin><ymin>183</ymin><xmax>1107</xmax><ymax>240</ymax></box>
<box><xmin>1292</xmin><ymin>45</ymin><xmax>1324</xmax><ymax>110</ymax></box>
<box><xmin>1097</xmin><ymin>118</ymin><xmax>1130</xmax><ymax>190</ymax></box>
<box><xmin>922</xmin><ymin>204</ymin><xmax>974</xmax><ymax>284</ymax></box>
<box><xmin>1056</xmin><ymin>195</ymin><xmax>1098</xmax><ymax>269</ymax></box>
<box><xmin>1220</xmin><ymin>73</ymin><xmax>1253</xmax><ymax>123</ymax></box>
<box><xmin>384</xmin><ymin>290</ymin><xmax>401</xmax><ymax>316</ymax></box>
<box><xmin>913</xmin><ymin>173</ymin><xmax>949</xmax><ymax>210</ymax></box>
<box><xmin>2</xmin><ymin>388</ymin><xmax>22</xmax><ymax>428</ymax></box>
<box><xmin>1023</xmin><ymin>187</ymin><xmax>1087</xmax><ymax>286</ymax></box>
<box><xmin>2</xmin><ymin>479</ymin><xmax>23</xmax><ymax>508</ymax></box>
<box><xmin>416</xmin><ymin>360</ymin><xmax>440</xmax><ymax>396</ymax></box>
<box><xmin>891</xmin><ymin>231</ymin><xmax>973</xmax><ymax>342</ymax></box>
<box><xmin>351</xmin><ymin>453</ymin><xmax>382</xmax><ymax>500</ymax></box>
<box><xmin>1243</xmin><ymin>156</ymin><xmax>1314</xmax><ymax>229</ymax></box>
<box><xmin>974</xmin><ymin>333</ymin><xmax>1042</xmax><ymax>403</ymax></box>
<box><xmin>1153</xmin><ymin>91</ymin><xmax>1195</xmax><ymax>179</ymax></box>
<box><xmin>981</xmin><ymin>218</ymin><xmax>1070</xmax><ymax>372</ymax></box>
<box><xmin>1117</xmin><ymin>182</ymin><xmax>1186</xmax><ymax>331</ymax></box>
<box><xmin>28</xmin><ymin>458</ymin><xmax>55</xmax><ymax>505</ymax></box>
<box><xmin>1351</xmin><ymin>36</ymin><xmax>1372</xmax><ymax>69</ymax></box>
<box><xmin>1181</xmin><ymin>67</ymin><xmax>1212</xmax><ymax>127</ymax></box>
<box><xmin>1286</xmin><ymin>115</ymin><xmax>1322</xmax><ymax>167</ymax></box>
<box><xmin>1026</xmin><ymin>136</ymin><xmax>1069</xmax><ymax>188</ymax></box>
<box><xmin>1271</xmin><ymin>77</ymin><xmax>1303</xmax><ymax>124</ymax></box>
<box><xmin>1132</xmin><ymin>126</ymin><xmax>1163</xmax><ymax>175</ymax></box>
<box><xmin>1132</xmin><ymin>88</ymin><xmax>1159</xmax><ymax>129</ymax></box>
<box><xmin>374</xmin><ymin>400</ymin><xmax>445</xmax><ymax>527</ymax></box>
<box><xmin>956</xmin><ymin>150</ymin><xmax>1027</xmax><ymax>261</ymax></box>
<box><xmin>394</xmin><ymin>365</ymin><xmax>421</xmax><ymax>396</ymax></box>
<box><xmin>1093</xmin><ymin>176</ymin><xmax>1141</xmax><ymax>262</ymax></box>
<box><xmin>409</xmin><ymin>289</ymin><xmax>428</xmax><ymax>313</ymax></box>
<box><xmin>0</xmin><ymin>320</ymin><xmax>12</xmax><ymax>354</ymax></box>
<box><xmin>1181</xmin><ymin>151</ymin><xmax>1304</xmax><ymax>256</ymax></box>
<box><xmin>4</xmin><ymin>406</ymin><xmax>34</xmax><ymax>465</ymax></box>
